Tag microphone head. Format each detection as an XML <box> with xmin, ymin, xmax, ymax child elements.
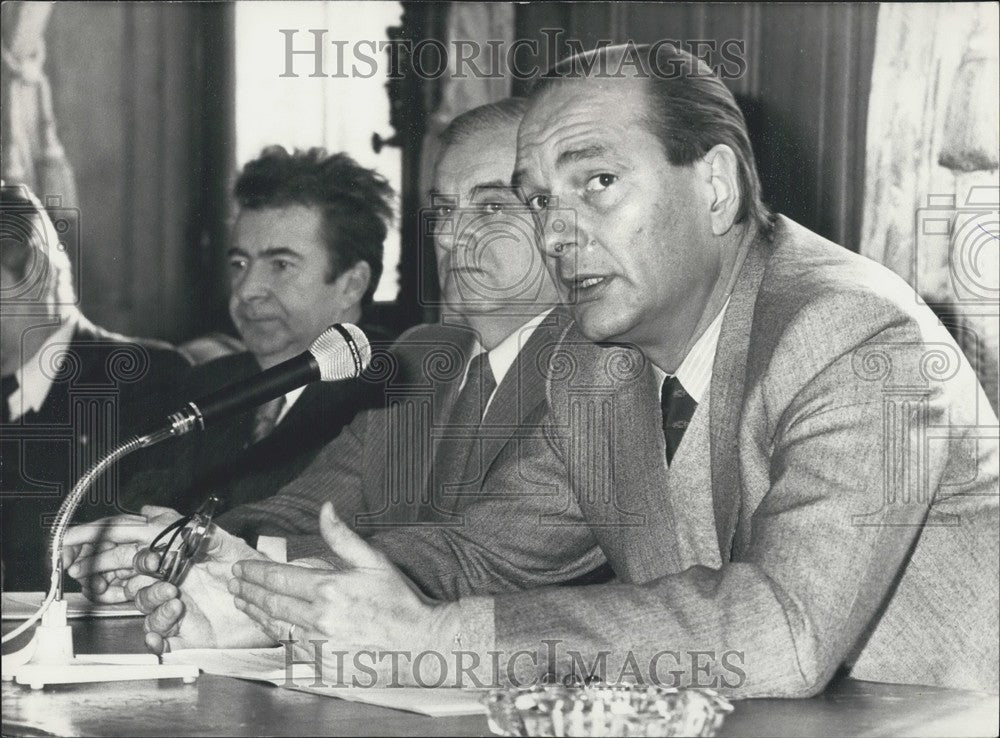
<box><xmin>309</xmin><ymin>323</ymin><xmax>371</xmax><ymax>381</ymax></box>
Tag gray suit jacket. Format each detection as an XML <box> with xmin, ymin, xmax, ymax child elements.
<box><xmin>448</xmin><ymin>216</ymin><xmax>998</xmax><ymax>696</ymax></box>
<box><xmin>217</xmin><ymin>311</ymin><xmax>604</xmax><ymax>590</ymax></box>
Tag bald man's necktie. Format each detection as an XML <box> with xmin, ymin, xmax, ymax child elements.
<box><xmin>431</xmin><ymin>352</ymin><xmax>497</xmax><ymax>513</ymax></box>
<box><xmin>661</xmin><ymin>375</ymin><xmax>697</xmax><ymax>465</ymax></box>
<box><xmin>251</xmin><ymin>395</ymin><xmax>286</xmax><ymax>444</ymax></box>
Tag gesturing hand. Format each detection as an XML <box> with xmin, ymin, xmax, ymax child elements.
<box><xmin>229</xmin><ymin>502</ymin><xmax>461</xmax><ymax>664</ymax></box>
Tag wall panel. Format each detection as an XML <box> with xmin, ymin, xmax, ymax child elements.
<box><xmin>515</xmin><ymin>1</ymin><xmax>878</xmax><ymax>250</ymax></box>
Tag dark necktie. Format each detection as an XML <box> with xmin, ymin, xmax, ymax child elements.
<box><xmin>455</xmin><ymin>352</ymin><xmax>497</xmax><ymax>426</ymax></box>
<box><xmin>430</xmin><ymin>352</ymin><xmax>497</xmax><ymax>513</ymax></box>
<box><xmin>1</xmin><ymin>374</ymin><xmax>18</xmax><ymax>424</ymax></box>
<box><xmin>251</xmin><ymin>395</ymin><xmax>286</xmax><ymax>444</ymax></box>
<box><xmin>660</xmin><ymin>375</ymin><xmax>698</xmax><ymax>465</ymax></box>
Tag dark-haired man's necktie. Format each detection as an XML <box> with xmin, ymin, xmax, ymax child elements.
<box><xmin>1</xmin><ymin>374</ymin><xmax>18</xmax><ymax>424</ymax></box>
<box><xmin>251</xmin><ymin>395</ymin><xmax>286</xmax><ymax>444</ymax></box>
<box><xmin>660</xmin><ymin>375</ymin><xmax>698</xmax><ymax>465</ymax></box>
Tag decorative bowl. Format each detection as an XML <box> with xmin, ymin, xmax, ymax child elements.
<box><xmin>483</xmin><ymin>683</ymin><xmax>733</xmax><ymax>737</ymax></box>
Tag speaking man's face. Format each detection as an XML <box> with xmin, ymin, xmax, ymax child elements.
<box><xmin>515</xmin><ymin>78</ymin><xmax>724</xmax><ymax>354</ymax></box>
<box><xmin>228</xmin><ymin>205</ymin><xmax>354</xmax><ymax>368</ymax></box>
<box><xmin>430</xmin><ymin>122</ymin><xmax>557</xmax><ymax>320</ymax></box>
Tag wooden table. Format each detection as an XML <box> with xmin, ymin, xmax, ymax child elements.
<box><xmin>3</xmin><ymin>617</ymin><xmax>998</xmax><ymax>737</ymax></box>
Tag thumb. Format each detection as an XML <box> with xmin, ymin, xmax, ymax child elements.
<box><xmin>318</xmin><ymin>502</ymin><xmax>384</xmax><ymax>569</ymax></box>
<box><xmin>203</xmin><ymin>523</ymin><xmax>252</xmax><ymax>563</ymax></box>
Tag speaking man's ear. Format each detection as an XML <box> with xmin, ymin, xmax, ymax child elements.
<box><xmin>702</xmin><ymin>144</ymin><xmax>741</xmax><ymax>236</ymax></box>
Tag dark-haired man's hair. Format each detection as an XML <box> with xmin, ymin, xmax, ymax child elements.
<box><xmin>532</xmin><ymin>44</ymin><xmax>774</xmax><ymax>236</ymax></box>
<box><xmin>234</xmin><ymin>147</ymin><xmax>394</xmax><ymax>305</ymax></box>
<box><xmin>439</xmin><ymin>97</ymin><xmax>528</xmax><ymax>148</ymax></box>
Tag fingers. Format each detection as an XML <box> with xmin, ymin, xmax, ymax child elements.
<box><xmin>231</xmin><ymin>559</ymin><xmax>324</xmax><ymax>600</ymax></box>
<box><xmin>144</xmin><ymin>597</ymin><xmax>184</xmax><ymax>639</ymax></box>
<box><xmin>132</xmin><ymin>548</ymin><xmax>164</xmax><ymax>578</ymax></box>
<box><xmin>318</xmin><ymin>502</ymin><xmax>385</xmax><ymax>569</ymax></box>
<box><xmin>145</xmin><ymin>631</ymin><xmax>167</xmax><ymax>655</ymax></box>
<box><xmin>123</xmin><ymin>574</ymin><xmax>159</xmax><ymax>602</ymax></box>
<box><xmin>228</xmin><ymin>575</ymin><xmax>312</xmax><ymax>627</ymax></box>
<box><xmin>63</xmin><ymin>514</ymin><xmax>152</xmax><ymax>548</ymax></box>
<box><xmin>66</xmin><ymin>544</ymin><xmax>139</xmax><ymax>580</ymax></box>
<box><xmin>134</xmin><ymin>580</ymin><xmax>179</xmax><ymax>615</ymax></box>
<box><xmin>139</xmin><ymin>505</ymin><xmax>182</xmax><ymax>520</ymax></box>
<box><xmin>233</xmin><ymin>596</ymin><xmax>290</xmax><ymax>645</ymax></box>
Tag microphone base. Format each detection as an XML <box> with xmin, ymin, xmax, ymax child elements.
<box><xmin>5</xmin><ymin>600</ymin><xmax>199</xmax><ymax>689</ymax></box>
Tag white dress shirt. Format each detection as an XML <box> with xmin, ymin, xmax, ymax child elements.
<box><xmin>654</xmin><ymin>297</ymin><xmax>731</xmax><ymax>403</ymax></box>
<box><xmin>7</xmin><ymin>313</ymin><xmax>79</xmax><ymax>422</ymax></box>
<box><xmin>463</xmin><ymin>309</ymin><xmax>554</xmax><ymax>416</ymax></box>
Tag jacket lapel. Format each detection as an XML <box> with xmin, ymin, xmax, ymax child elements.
<box><xmin>709</xmin><ymin>235</ymin><xmax>770</xmax><ymax>560</ymax></box>
<box><xmin>463</xmin><ymin>309</ymin><xmax>573</xmax><ymax>485</ymax></box>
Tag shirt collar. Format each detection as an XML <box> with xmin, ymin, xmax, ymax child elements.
<box><xmin>654</xmin><ymin>297</ymin><xmax>730</xmax><ymax>404</ymax></box>
<box><xmin>9</xmin><ymin>313</ymin><xmax>80</xmax><ymax>420</ymax></box>
<box><xmin>465</xmin><ymin>309</ymin><xmax>554</xmax><ymax>412</ymax></box>
<box><xmin>276</xmin><ymin>385</ymin><xmax>306</xmax><ymax>425</ymax></box>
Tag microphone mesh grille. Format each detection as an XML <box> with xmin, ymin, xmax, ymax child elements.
<box><xmin>309</xmin><ymin>323</ymin><xmax>371</xmax><ymax>381</ymax></box>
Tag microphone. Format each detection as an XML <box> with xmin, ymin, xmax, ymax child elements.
<box><xmin>146</xmin><ymin>323</ymin><xmax>370</xmax><ymax>443</ymax></box>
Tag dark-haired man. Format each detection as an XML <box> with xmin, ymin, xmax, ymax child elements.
<box><xmin>1</xmin><ymin>183</ymin><xmax>188</xmax><ymax>590</ymax></box>
<box><xmin>224</xmin><ymin>45</ymin><xmax>998</xmax><ymax>696</ymax></box>
<box><xmin>122</xmin><ymin>147</ymin><xmax>393</xmax><ymax>518</ymax></box>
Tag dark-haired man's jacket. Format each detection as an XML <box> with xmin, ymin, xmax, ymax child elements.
<box><xmin>122</xmin><ymin>324</ymin><xmax>392</xmax><ymax>518</ymax></box>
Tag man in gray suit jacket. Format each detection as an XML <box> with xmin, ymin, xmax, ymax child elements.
<box><xmin>217</xmin><ymin>45</ymin><xmax>998</xmax><ymax>696</ymax></box>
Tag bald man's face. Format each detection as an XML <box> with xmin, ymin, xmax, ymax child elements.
<box><xmin>515</xmin><ymin>79</ymin><xmax>723</xmax><ymax>355</ymax></box>
<box><xmin>430</xmin><ymin>122</ymin><xmax>557</xmax><ymax>321</ymax></box>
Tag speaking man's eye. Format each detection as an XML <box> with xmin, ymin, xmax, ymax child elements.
<box><xmin>481</xmin><ymin>202</ymin><xmax>505</xmax><ymax>215</ymax></box>
<box><xmin>585</xmin><ymin>173</ymin><xmax>617</xmax><ymax>192</ymax></box>
<box><xmin>228</xmin><ymin>258</ymin><xmax>248</xmax><ymax>271</ymax></box>
<box><xmin>527</xmin><ymin>194</ymin><xmax>550</xmax><ymax>212</ymax></box>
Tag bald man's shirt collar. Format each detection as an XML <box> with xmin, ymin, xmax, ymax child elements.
<box><xmin>465</xmin><ymin>309</ymin><xmax>554</xmax><ymax>416</ymax></box>
<box><xmin>8</xmin><ymin>313</ymin><xmax>79</xmax><ymax>421</ymax></box>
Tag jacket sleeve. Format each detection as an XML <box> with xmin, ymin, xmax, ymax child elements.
<box><xmin>474</xmin><ymin>311</ymin><xmax>981</xmax><ymax>697</ymax></box>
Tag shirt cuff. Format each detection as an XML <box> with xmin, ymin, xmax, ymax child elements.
<box><xmin>255</xmin><ymin>535</ymin><xmax>287</xmax><ymax>563</ymax></box>
<box><xmin>458</xmin><ymin>595</ymin><xmax>496</xmax><ymax>654</ymax></box>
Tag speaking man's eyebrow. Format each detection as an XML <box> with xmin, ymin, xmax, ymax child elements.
<box><xmin>259</xmin><ymin>247</ymin><xmax>302</xmax><ymax>260</ymax></box>
<box><xmin>556</xmin><ymin>144</ymin><xmax>610</xmax><ymax>167</ymax></box>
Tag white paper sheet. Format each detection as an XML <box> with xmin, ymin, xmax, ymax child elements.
<box><xmin>163</xmin><ymin>646</ymin><xmax>488</xmax><ymax>717</ymax></box>
<box><xmin>1</xmin><ymin>592</ymin><xmax>142</xmax><ymax>620</ymax></box>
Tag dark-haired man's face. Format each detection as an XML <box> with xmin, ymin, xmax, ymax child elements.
<box><xmin>515</xmin><ymin>78</ymin><xmax>725</xmax><ymax>369</ymax></box>
<box><xmin>228</xmin><ymin>205</ymin><xmax>358</xmax><ymax>369</ymax></box>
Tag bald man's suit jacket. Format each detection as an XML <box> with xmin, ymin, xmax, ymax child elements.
<box><xmin>216</xmin><ymin>310</ymin><xmax>606</xmax><ymax>590</ymax></box>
